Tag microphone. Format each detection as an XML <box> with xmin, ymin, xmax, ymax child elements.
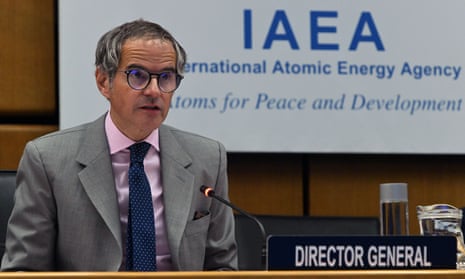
<box><xmin>200</xmin><ymin>185</ymin><xmax>267</xmax><ymax>270</ymax></box>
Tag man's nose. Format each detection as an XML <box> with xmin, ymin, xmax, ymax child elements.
<box><xmin>143</xmin><ymin>78</ymin><xmax>162</xmax><ymax>97</ymax></box>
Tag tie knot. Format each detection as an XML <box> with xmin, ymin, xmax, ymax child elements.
<box><xmin>129</xmin><ymin>142</ymin><xmax>151</xmax><ymax>163</ymax></box>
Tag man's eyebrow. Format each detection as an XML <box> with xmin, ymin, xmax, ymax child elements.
<box><xmin>125</xmin><ymin>64</ymin><xmax>147</xmax><ymax>70</ymax></box>
<box><xmin>125</xmin><ymin>64</ymin><xmax>176</xmax><ymax>73</ymax></box>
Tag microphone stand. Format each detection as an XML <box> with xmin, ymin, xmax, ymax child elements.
<box><xmin>200</xmin><ymin>186</ymin><xmax>267</xmax><ymax>270</ymax></box>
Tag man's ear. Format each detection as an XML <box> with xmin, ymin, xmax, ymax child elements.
<box><xmin>95</xmin><ymin>67</ymin><xmax>111</xmax><ymax>99</ymax></box>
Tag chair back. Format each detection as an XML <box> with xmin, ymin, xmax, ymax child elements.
<box><xmin>234</xmin><ymin>214</ymin><xmax>379</xmax><ymax>270</ymax></box>
<box><xmin>0</xmin><ymin>170</ymin><xmax>16</xmax><ymax>260</ymax></box>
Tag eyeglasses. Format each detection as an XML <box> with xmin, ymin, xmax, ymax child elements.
<box><xmin>122</xmin><ymin>68</ymin><xmax>183</xmax><ymax>93</ymax></box>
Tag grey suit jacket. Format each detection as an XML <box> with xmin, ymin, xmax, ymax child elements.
<box><xmin>1</xmin><ymin>115</ymin><xmax>238</xmax><ymax>271</ymax></box>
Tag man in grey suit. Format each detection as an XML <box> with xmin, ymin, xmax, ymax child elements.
<box><xmin>1</xmin><ymin>19</ymin><xmax>238</xmax><ymax>271</ymax></box>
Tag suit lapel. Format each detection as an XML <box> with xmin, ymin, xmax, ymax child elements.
<box><xmin>75</xmin><ymin>115</ymin><xmax>123</xmax><ymax>251</ymax></box>
<box><xmin>71</xmin><ymin>120</ymin><xmax>195</xmax><ymax>266</ymax></box>
<box><xmin>159</xmin><ymin>125</ymin><xmax>194</xmax><ymax>266</ymax></box>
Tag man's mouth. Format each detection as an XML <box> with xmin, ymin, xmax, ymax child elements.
<box><xmin>141</xmin><ymin>104</ymin><xmax>160</xmax><ymax>110</ymax></box>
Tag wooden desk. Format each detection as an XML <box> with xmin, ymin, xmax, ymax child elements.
<box><xmin>0</xmin><ymin>270</ymin><xmax>465</xmax><ymax>279</ymax></box>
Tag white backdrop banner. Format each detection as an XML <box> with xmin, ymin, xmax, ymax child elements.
<box><xmin>59</xmin><ymin>0</ymin><xmax>465</xmax><ymax>153</ymax></box>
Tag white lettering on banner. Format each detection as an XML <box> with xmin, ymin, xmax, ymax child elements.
<box><xmin>295</xmin><ymin>245</ymin><xmax>364</xmax><ymax>268</ymax></box>
<box><xmin>367</xmin><ymin>245</ymin><xmax>432</xmax><ymax>267</ymax></box>
<box><xmin>295</xmin><ymin>245</ymin><xmax>432</xmax><ymax>268</ymax></box>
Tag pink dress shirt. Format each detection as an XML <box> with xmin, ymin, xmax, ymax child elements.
<box><xmin>104</xmin><ymin>112</ymin><xmax>172</xmax><ymax>270</ymax></box>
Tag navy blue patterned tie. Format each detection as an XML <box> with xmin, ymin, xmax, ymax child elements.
<box><xmin>126</xmin><ymin>142</ymin><xmax>157</xmax><ymax>271</ymax></box>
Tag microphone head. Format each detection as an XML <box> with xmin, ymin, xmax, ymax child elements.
<box><xmin>200</xmin><ymin>185</ymin><xmax>214</xmax><ymax>197</ymax></box>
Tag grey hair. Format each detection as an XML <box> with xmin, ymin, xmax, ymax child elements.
<box><xmin>95</xmin><ymin>19</ymin><xmax>187</xmax><ymax>79</ymax></box>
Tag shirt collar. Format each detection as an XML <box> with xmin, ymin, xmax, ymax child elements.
<box><xmin>104</xmin><ymin>111</ymin><xmax>160</xmax><ymax>154</ymax></box>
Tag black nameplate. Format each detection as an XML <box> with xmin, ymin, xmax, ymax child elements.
<box><xmin>267</xmin><ymin>235</ymin><xmax>456</xmax><ymax>270</ymax></box>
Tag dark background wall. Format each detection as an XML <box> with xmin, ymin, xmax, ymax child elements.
<box><xmin>2</xmin><ymin>0</ymin><xmax>465</xmax><ymax>235</ymax></box>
